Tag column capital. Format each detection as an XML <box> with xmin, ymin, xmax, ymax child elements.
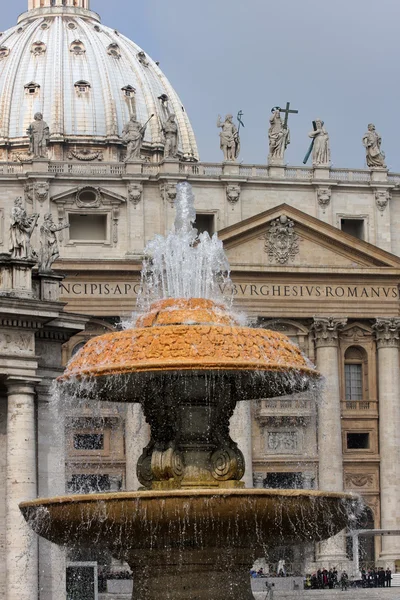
<box><xmin>373</xmin><ymin>317</ymin><xmax>400</xmax><ymax>349</ymax></box>
<box><xmin>5</xmin><ymin>377</ymin><xmax>40</xmax><ymax>395</ymax></box>
<box><xmin>312</xmin><ymin>317</ymin><xmax>347</xmax><ymax>348</ymax></box>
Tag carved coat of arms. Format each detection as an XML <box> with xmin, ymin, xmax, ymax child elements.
<box><xmin>263</xmin><ymin>215</ymin><xmax>299</xmax><ymax>264</ymax></box>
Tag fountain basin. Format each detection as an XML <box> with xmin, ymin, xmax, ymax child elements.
<box><xmin>21</xmin><ymin>489</ymin><xmax>357</xmax><ymax>600</ymax></box>
<box><xmin>59</xmin><ymin>299</ymin><xmax>318</xmax><ymax>402</ymax></box>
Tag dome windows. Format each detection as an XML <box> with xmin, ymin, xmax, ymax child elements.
<box><xmin>0</xmin><ymin>46</ymin><xmax>10</xmax><ymax>60</ymax></box>
<box><xmin>70</xmin><ymin>40</ymin><xmax>85</xmax><ymax>55</ymax></box>
<box><xmin>137</xmin><ymin>51</ymin><xmax>149</xmax><ymax>67</ymax></box>
<box><xmin>107</xmin><ymin>43</ymin><xmax>121</xmax><ymax>59</ymax></box>
<box><xmin>74</xmin><ymin>80</ymin><xmax>91</xmax><ymax>94</ymax></box>
<box><xmin>41</xmin><ymin>22</ymin><xmax>50</xmax><ymax>30</ymax></box>
<box><xmin>31</xmin><ymin>41</ymin><xmax>46</xmax><ymax>56</ymax></box>
<box><xmin>122</xmin><ymin>85</ymin><xmax>136</xmax><ymax>98</ymax></box>
<box><xmin>24</xmin><ymin>81</ymin><xmax>40</xmax><ymax>96</ymax></box>
<box><xmin>67</xmin><ymin>22</ymin><xmax>77</xmax><ymax>30</ymax></box>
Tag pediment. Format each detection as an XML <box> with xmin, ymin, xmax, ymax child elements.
<box><xmin>219</xmin><ymin>204</ymin><xmax>400</xmax><ymax>270</ymax></box>
<box><xmin>51</xmin><ymin>185</ymin><xmax>126</xmax><ymax>206</ymax></box>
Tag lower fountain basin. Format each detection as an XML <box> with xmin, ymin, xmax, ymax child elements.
<box><xmin>20</xmin><ymin>488</ymin><xmax>356</xmax><ymax>551</ymax></box>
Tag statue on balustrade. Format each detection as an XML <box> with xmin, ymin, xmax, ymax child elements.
<box><xmin>122</xmin><ymin>114</ymin><xmax>153</xmax><ymax>162</ymax></box>
<box><xmin>362</xmin><ymin>123</ymin><xmax>386</xmax><ymax>168</ymax></box>
<box><xmin>162</xmin><ymin>113</ymin><xmax>179</xmax><ymax>158</ymax></box>
<box><xmin>308</xmin><ymin>119</ymin><xmax>330</xmax><ymax>166</ymax></box>
<box><xmin>9</xmin><ymin>197</ymin><xmax>39</xmax><ymax>260</ymax></box>
<box><xmin>27</xmin><ymin>112</ymin><xmax>50</xmax><ymax>158</ymax></box>
<box><xmin>268</xmin><ymin>109</ymin><xmax>290</xmax><ymax>162</ymax></box>
<box><xmin>38</xmin><ymin>213</ymin><xmax>69</xmax><ymax>273</ymax></box>
<box><xmin>217</xmin><ymin>114</ymin><xmax>240</xmax><ymax>162</ymax></box>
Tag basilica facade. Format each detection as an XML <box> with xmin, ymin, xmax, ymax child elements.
<box><xmin>0</xmin><ymin>1</ymin><xmax>400</xmax><ymax>599</ymax></box>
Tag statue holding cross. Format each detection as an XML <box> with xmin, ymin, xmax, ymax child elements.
<box><xmin>268</xmin><ymin>102</ymin><xmax>298</xmax><ymax>164</ymax></box>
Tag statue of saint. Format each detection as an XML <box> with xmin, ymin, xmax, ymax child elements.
<box><xmin>268</xmin><ymin>109</ymin><xmax>290</xmax><ymax>161</ymax></box>
<box><xmin>38</xmin><ymin>213</ymin><xmax>69</xmax><ymax>272</ymax></box>
<box><xmin>27</xmin><ymin>112</ymin><xmax>50</xmax><ymax>158</ymax></box>
<box><xmin>309</xmin><ymin>119</ymin><xmax>330</xmax><ymax>166</ymax></box>
<box><xmin>217</xmin><ymin>114</ymin><xmax>240</xmax><ymax>162</ymax></box>
<box><xmin>163</xmin><ymin>113</ymin><xmax>179</xmax><ymax>158</ymax></box>
<box><xmin>122</xmin><ymin>115</ymin><xmax>147</xmax><ymax>162</ymax></box>
<box><xmin>9</xmin><ymin>197</ymin><xmax>39</xmax><ymax>260</ymax></box>
<box><xmin>362</xmin><ymin>123</ymin><xmax>386</xmax><ymax>168</ymax></box>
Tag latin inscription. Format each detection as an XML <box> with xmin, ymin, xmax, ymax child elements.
<box><xmin>59</xmin><ymin>281</ymin><xmax>399</xmax><ymax>300</ymax></box>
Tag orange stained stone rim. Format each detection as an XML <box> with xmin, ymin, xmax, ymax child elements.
<box><xmin>59</xmin><ymin>298</ymin><xmax>318</xmax><ymax>381</ymax></box>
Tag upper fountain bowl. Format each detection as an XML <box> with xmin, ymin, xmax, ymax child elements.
<box><xmin>59</xmin><ymin>298</ymin><xmax>319</xmax><ymax>402</ymax></box>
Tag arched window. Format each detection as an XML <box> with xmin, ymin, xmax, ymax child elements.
<box><xmin>70</xmin><ymin>40</ymin><xmax>85</xmax><ymax>55</ymax></box>
<box><xmin>344</xmin><ymin>346</ymin><xmax>368</xmax><ymax>404</ymax></box>
<box><xmin>24</xmin><ymin>81</ymin><xmax>40</xmax><ymax>96</ymax></box>
<box><xmin>74</xmin><ymin>80</ymin><xmax>91</xmax><ymax>94</ymax></box>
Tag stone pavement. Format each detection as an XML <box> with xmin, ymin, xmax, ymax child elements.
<box><xmin>253</xmin><ymin>589</ymin><xmax>400</xmax><ymax>600</ymax></box>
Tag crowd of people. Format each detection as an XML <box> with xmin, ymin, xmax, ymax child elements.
<box><xmin>360</xmin><ymin>567</ymin><xmax>392</xmax><ymax>588</ymax></box>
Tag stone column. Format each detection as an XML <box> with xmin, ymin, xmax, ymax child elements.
<box><xmin>374</xmin><ymin>318</ymin><xmax>400</xmax><ymax>565</ymax></box>
<box><xmin>230</xmin><ymin>401</ymin><xmax>253</xmax><ymax>488</ymax></box>
<box><xmin>6</xmin><ymin>379</ymin><xmax>38</xmax><ymax>600</ymax></box>
<box><xmin>312</xmin><ymin>317</ymin><xmax>347</xmax><ymax>564</ymax></box>
<box><xmin>37</xmin><ymin>382</ymin><xmax>66</xmax><ymax>600</ymax></box>
<box><xmin>125</xmin><ymin>404</ymin><xmax>150</xmax><ymax>490</ymax></box>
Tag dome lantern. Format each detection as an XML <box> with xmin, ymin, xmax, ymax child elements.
<box><xmin>28</xmin><ymin>0</ymin><xmax>90</xmax><ymax>9</ymax></box>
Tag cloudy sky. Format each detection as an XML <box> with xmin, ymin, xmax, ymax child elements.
<box><xmin>4</xmin><ymin>0</ymin><xmax>400</xmax><ymax>169</ymax></box>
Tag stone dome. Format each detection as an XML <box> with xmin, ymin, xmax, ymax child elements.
<box><xmin>0</xmin><ymin>2</ymin><xmax>199</xmax><ymax>160</ymax></box>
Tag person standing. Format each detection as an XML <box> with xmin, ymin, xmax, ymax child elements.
<box><xmin>386</xmin><ymin>568</ymin><xmax>392</xmax><ymax>588</ymax></box>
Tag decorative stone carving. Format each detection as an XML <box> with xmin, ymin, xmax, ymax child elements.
<box><xmin>226</xmin><ymin>184</ymin><xmax>241</xmax><ymax>205</ymax></box>
<box><xmin>263</xmin><ymin>215</ymin><xmax>299</xmax><ymax>264</ymax></box>
<box><xmin>375</xmin><ymin>189</ymin><xmax>390</xmax><ymax>212</ymax></box>
<box><xmin>267</xmin><ymin>431</ymin><xmax>299</xmax><ymax>454</ymax></box>
<box><xmin>160</xmin><ymin>182</ymin><xmax>177</xmax><ymax>206</ymax></box>
<box><xmin>31</xmin><ymin>41</ymin><xmax>46</xmax><ymax>56</ymax></box>
<box><xmin>128</xmin><ymin>183</ymin><xmax>143</xmax><ymax>208</ymax></box>
<box><xmin>68</xmin><ymin>148</ymin><xmax>104</xmax><ymax>161</ymax></box>
<box><xmin>362</xmin><ymin>123</ymin><xmax>386</xmax><ymax>168</ymax></box>
<box><xmin>268</xmin><ymin>109</ymin><xmax>289</xmax><ymax>163</ymax></box>
<box><xmin>217</xmin><ymin>114</ymin><xmax>240</xmax><ymax>162</ymax></box>
<box><xmin>253</xmin><ymin>472</ymin><xmax>265</xmax><ymax>489</ymax></box>
<box><xmin>162</xmin><ymin>114</ymin><xmax>178</xmax><ymax>158</ymax></box>
<box><xmin>312</xmin><ymin>317</ymin><xmax>347</xmax><ymax>348</ymax></box>
<box><xmin>122</xmin><ymin>115</ymin><xmax>148</xmax><ymax>162</ymax></box>
<box><xmin>34</xmin><ymin>181</ymin><xmax>50</xmax><ymax>204</ymax></box>
<box><xmin>317</xmin><ymin>187</ymin><xmax>331</xmax><ymax>208</ymax></box>
<box><xmin>27</xmin><ymin>113</ymin><xmax>50</xmax><ymax>158</ymax></box>
<box><xmin>373</xmin><ymin>318</ymin><xmax>400</xmax><ymax>348</ymax></box>
<box><xmin>9</xmin><ymin>197</ymin><xmax>39</xmax><ymax>260</ymax></box>
<box><xmin>76</xmin><ymin>186</ymin><xmax>101</xmax><ymax>208</ymax></box>
<box><xmin>341</xmin><ymin>323</ymin><xmax>373</xmax><ymax>343</ymax></box>
<box><xmin>24</xmin><ymin>183</ymin><xmax>34</xmax><ymax>205</ymax></box>
<box><xmin>38</xmin><ymin>213</ymin><xmax>69</xmax><ymax>273</ymax></box>
<box><xmin>112</xmin><ymin>205</ymin><xmax>120</xmax><ymax>245</ymax></box>
<box><xmin>344</xmin><ymin>473</ymin><xmax>374</xmax><ymax>489</ymax></box>
<box><xmin>211</xmin><ymin>446</ymin><xmax>245</xmax><ymax>482</ymax></box>
<box><xmin>0</xmin><ymin>331</ymin><xmax>34</xmax><ymax>354</ymax></box>
<box><xmin>12</xmin><ymin>151</ymin><xmax>32</xmax><ymax>163</ymax></box>
<box><xmin>309</xmin><ymin>119</ymin><xmax>330</xmax><ymax>166</ymax></box>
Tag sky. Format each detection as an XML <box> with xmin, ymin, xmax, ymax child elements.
<box><xmin>3</xmin><ymin>0</ymin><xmax>400</xmax><ymax>169</ymax></box>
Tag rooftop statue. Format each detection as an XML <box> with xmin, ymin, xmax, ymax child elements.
<box><xmin>162</xmin><ymin>113</ymin><xmax>179</xmax><ymax>159</ymax></box>
<box><xmin>268</xmin><ymin>108</ymin><xmax>290</xmax><ymax>163</ymax></box>
<box><xmin>122</xmin><ymin>114</ymin><xmax>154</xmax><ymax>162</ymax></box>
<box><xmin>27</xmin><ymin>112</ymin><xmax>50</xmax><ymax>159</ymax></box>
<box><xmin>307</xmin><ymin>119</ymin><xmax>331</xmax><ymax>166</ymax></box>
<box><xmin>9</xmin><ymin>197</ymin><xmax>39</xmax><ymax>260</ymax></box>
<box><xmin>217</xmin><ymin>114</ymin><xmax>240</xmax><ymax>162</ymax></box>
<box><xmin>38</xmin><ymin>213</ymin><xmax>69</xmax><ymax>273</ymax></box>
<box><xmin>362</xmin><ymin>123</ymin><xmax>386</xmax><ymax>168</ymax></box>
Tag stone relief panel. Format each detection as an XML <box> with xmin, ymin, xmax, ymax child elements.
<box><xmin>344</xmin><ymin>473</ymin><xmax>375</xmax><ymax>489</ymax></box>
<box><xmin>0</xmin><ymin>330</ymin><xmax>35</xmax><ymax>355</ymax></box>
<box><xmin>67</xmin><ymin>148</ymin><xmax>104</xmax><ymax>161</ymax></box>
<box><xmin>265</xmin><ymin>430</ymin><xmax>302</xmax><ymax>454</ymax></box>
<box><xmin>261</xmin><ymin>215</ymin><xmax>299</xmax><ymax>264</ymax></box>
<box><xmin>317</xmin><ymin>187</ymin><xmax>331</xmax><ymax>209</ymax></box>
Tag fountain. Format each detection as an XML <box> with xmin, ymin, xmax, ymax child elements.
<box><xmin>20</xmin><ymin>183</ymin><xmax>357</xmax><ymax>599</ymax></box>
